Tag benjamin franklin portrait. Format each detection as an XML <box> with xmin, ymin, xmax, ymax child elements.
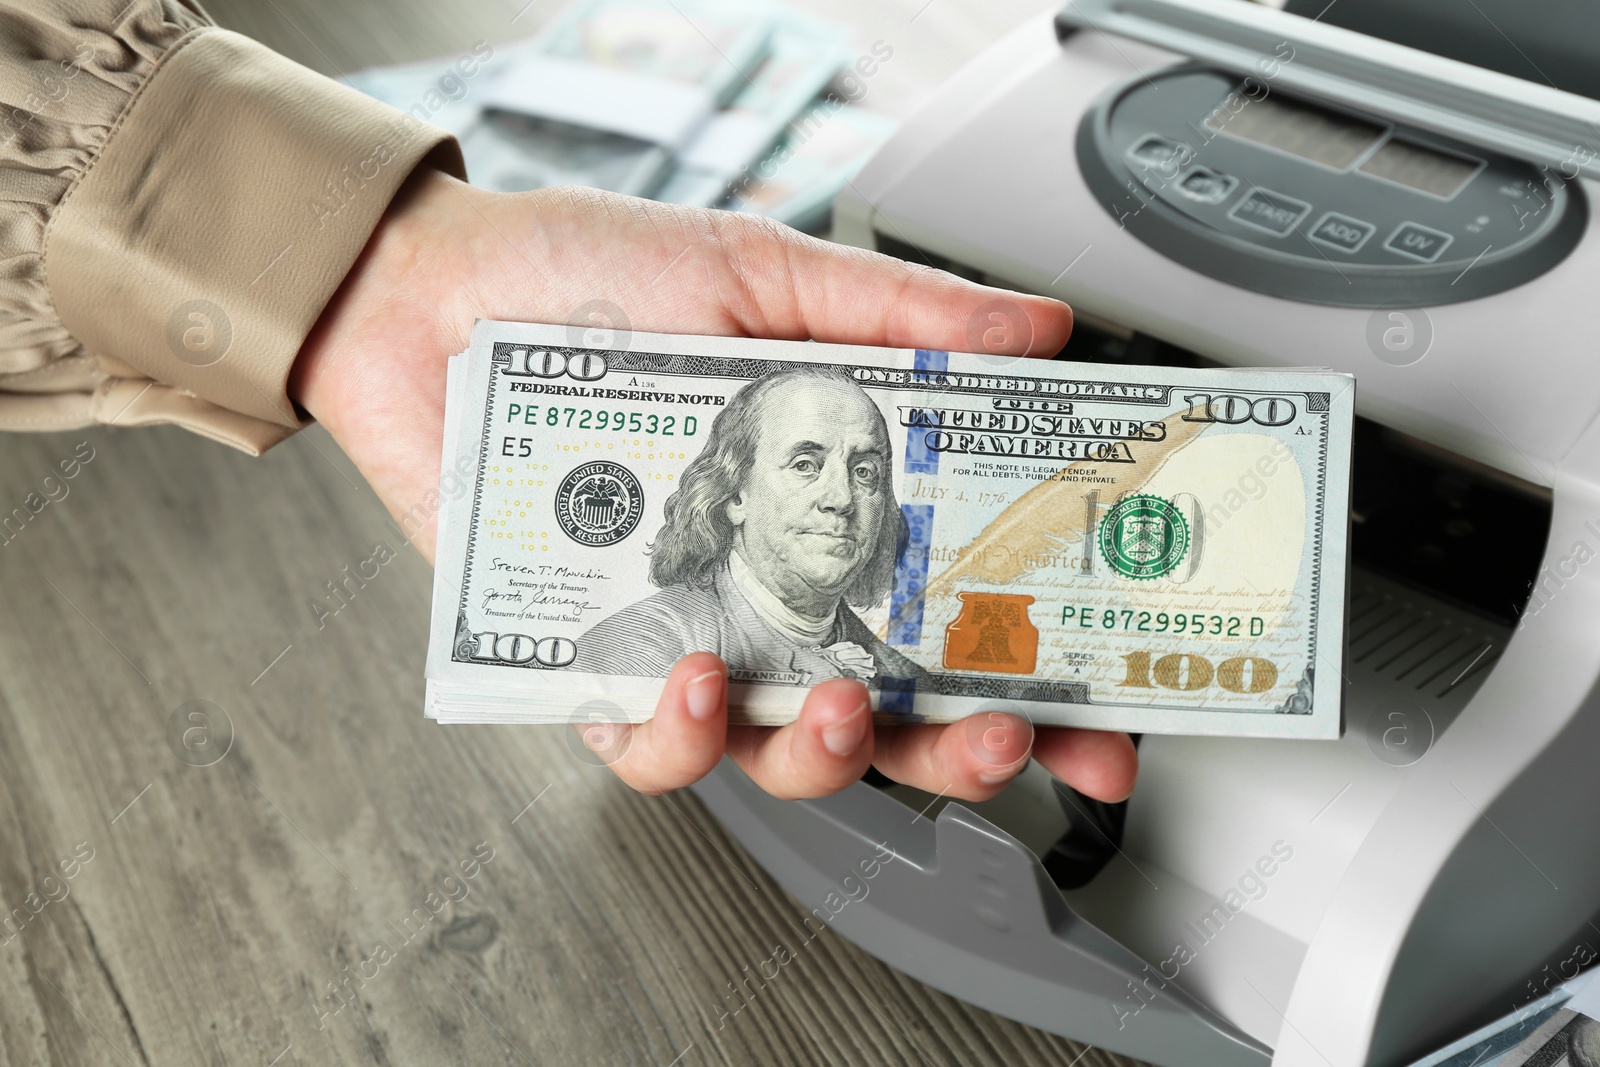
<box><xmin>573</xmin><ymin>366</ymin><xmax>929</xmax><ymax>689</ymax></box>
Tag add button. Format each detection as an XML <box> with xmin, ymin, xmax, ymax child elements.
<box><xmin>1384</xmin><ymin>222</ymin><xmax>1454</xmax><ymax>263</ymax></box>
<box><xmin>1307</xmin><ymin>212</ymin><xmax>1375</xmax><ymax>253</ymax></box>
<box><xmin>1227</xmin><ymin>188</ymin><xmax>1311</xmax><ymax>237</ymax></box>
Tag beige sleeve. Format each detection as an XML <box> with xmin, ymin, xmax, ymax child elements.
<box><xmin>0</xmin><ymin>0</ymin><xmax>465</xmax><ymax>454</ymax></box>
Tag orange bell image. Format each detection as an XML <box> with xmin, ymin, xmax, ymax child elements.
<box><xmin>942</xmin><ymin>592</ymin><xmax>1039</xmax><ymax>674</ymax></box>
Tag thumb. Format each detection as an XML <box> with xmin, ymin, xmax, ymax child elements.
<box><xmin>717</xmin><ymin>216</ymin><xmax>1073</xmax><ymax>358</ymax></box>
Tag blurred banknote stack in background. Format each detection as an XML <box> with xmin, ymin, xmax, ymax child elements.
<box><xmin>342</xmin><ymin>0</ymin><xmax>898</xmax><ymax>232</ymax></box>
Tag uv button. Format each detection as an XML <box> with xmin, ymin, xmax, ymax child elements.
<box><xmin>1384</xmin><ymin>222</ymin><xmax>1454</xmax><ymax>263</ymax></box>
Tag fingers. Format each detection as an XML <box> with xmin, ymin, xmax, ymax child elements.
<box><xmin>873</xmin><ymin>712</ymin><xmax>1036</xmax><ymax>802</ymax></box>
<box><xmin>724</xmin><ymin>678</ymin><xmax>874</xmax><ymax>800</ymax></box>
<box><xmin>585</xmin><ymin>653</ymin><xmax>1134</xmax><ymax>808</ymax></box>
<box><xmin>587</xmin><ymin>653</ymin><xmax>728</xmax><ymax>795</ymax></box>
<box><xmin>871</xmin><ymin>719</ymin><xmax>1137</xmax><ymax>805</ymax></box>
<box><xmin>711</xmin><ymin>212</ymin><xmax>1073</xmax><ymax>358</ymax></box>
<box><xmin>1033</xmin><ymin>728</ymin><xmax>1138</xmax><ymax>803</ymax></box>
<box><xmin>592</xmin><ymin>662</ymin><xmax>874</xmax><ymax>800</ymax></box>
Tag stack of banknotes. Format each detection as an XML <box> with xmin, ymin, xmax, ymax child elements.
<box><xmin>343</xmin><ymin>0</ymin><xmax>897</xmax><ymax>230</ymax></box>
<box><xmin>425</xmin><ymin>320</ymin><xmax>1355</xmax><ymax>739</ymax></box>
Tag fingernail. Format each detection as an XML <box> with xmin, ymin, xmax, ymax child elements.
<box><xmin>685</xmin><ymin>669</ymin><xmax>723</xmax><ymax>721</ymax></box>
<box><xmin>821</xmin><ymin>701</ymin><xmax>869</xmax><ymax>756</ymax></box>
<box><xmin>584</xmin><ymin>723</ymin><xmax>619</xmax><ymax>753</ymax></box>
<box><xmin>967</xmin><ymin>712</ymin><xmax>1034</xmax><ymax>766</ymax></box>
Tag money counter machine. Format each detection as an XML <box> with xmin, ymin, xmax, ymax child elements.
<box><xmin>691</xmin><ymin>1</ymin><xmax>1600</xmax><ymax>1065</ymax></box>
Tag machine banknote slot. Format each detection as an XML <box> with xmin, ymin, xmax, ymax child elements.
<box><xmin>875</xmin><ymin>231</ymin><xmax>1552</xmax><ymax>623</ymax></box>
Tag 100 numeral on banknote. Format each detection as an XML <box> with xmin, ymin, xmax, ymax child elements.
<box><xmin>426</xmin><ymin>321</ymin><xmax>1353</xmax><ymax>738</ymax></box>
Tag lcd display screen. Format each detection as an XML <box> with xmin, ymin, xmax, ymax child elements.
<box><xmin>1358</xmin><ymin>138</ymin><xmax>1480</xmax><ymax>198</ymax></box>
<box><xmin>1205</xmin><ymin>92</ymin><xmax>1384</xmax><ymax>171</ymax></box>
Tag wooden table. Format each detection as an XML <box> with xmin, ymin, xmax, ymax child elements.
<box><xmin>0</xmin><ymin>1</ymin><xmax>1146</xmax><ymax>1063</ymax></box>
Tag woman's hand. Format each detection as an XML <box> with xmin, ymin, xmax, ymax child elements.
<box><xmin>292</xmin><ymin>167</ymin><xmax>1137</xmax><ymax>805</ymax></box>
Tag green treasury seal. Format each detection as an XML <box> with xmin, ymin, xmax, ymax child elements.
<box><xmin>1099</xmin><ymin>494</ymin><xmax>1189</xmax><ymax>580</ymax></box>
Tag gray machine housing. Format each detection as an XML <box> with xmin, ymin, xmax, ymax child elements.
<box><xmin>694</xmin><ymin>3</ymin><xmax>1600</xmax><ymax>1066</ymax></box>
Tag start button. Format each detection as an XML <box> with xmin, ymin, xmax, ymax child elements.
<box><xmin>1228</xmin><ymin>188</ymin><xmax>1311</xmax><ymax>236</ymax></box>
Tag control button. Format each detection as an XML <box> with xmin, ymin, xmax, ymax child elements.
<box><xmin>1307</xmin><ymin>212</ymin><xmax>1376</xmax><ymax>254</ymax></box>
<box><xmin>1384</xmin><ymin>222</ymin><xmax>1454</xmax><ymax>263</ymax></box>
<box><xmin>1177</xmin><ymin>167</ymin><xmax>1237</xmax><ymax>204</ymax></box>
<box><xmin>1227</xmin><ymin>188</ymin><xmax>1311</xmax><ymax>237</ymax></box>
<box><xmin>1127</xmin><ymin>134</ymin><xmax>1190</xmax><ymax>171</ymax></box>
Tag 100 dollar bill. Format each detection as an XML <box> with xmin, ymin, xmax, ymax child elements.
<box><xmin>426</xmin><ymin>321</ymin><xmax>1353</xmax><ymax>738</ymax></box>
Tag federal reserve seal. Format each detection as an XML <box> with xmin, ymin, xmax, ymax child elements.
<box><xmin>1099</xmin><ymin>494</ymin><xmax>1189</xmax><ymax>580</ymax></box>
<box><xmin>555</xmin><ymin>461</ymin><xmax>644</xmax><ymax>546</ymax></box>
